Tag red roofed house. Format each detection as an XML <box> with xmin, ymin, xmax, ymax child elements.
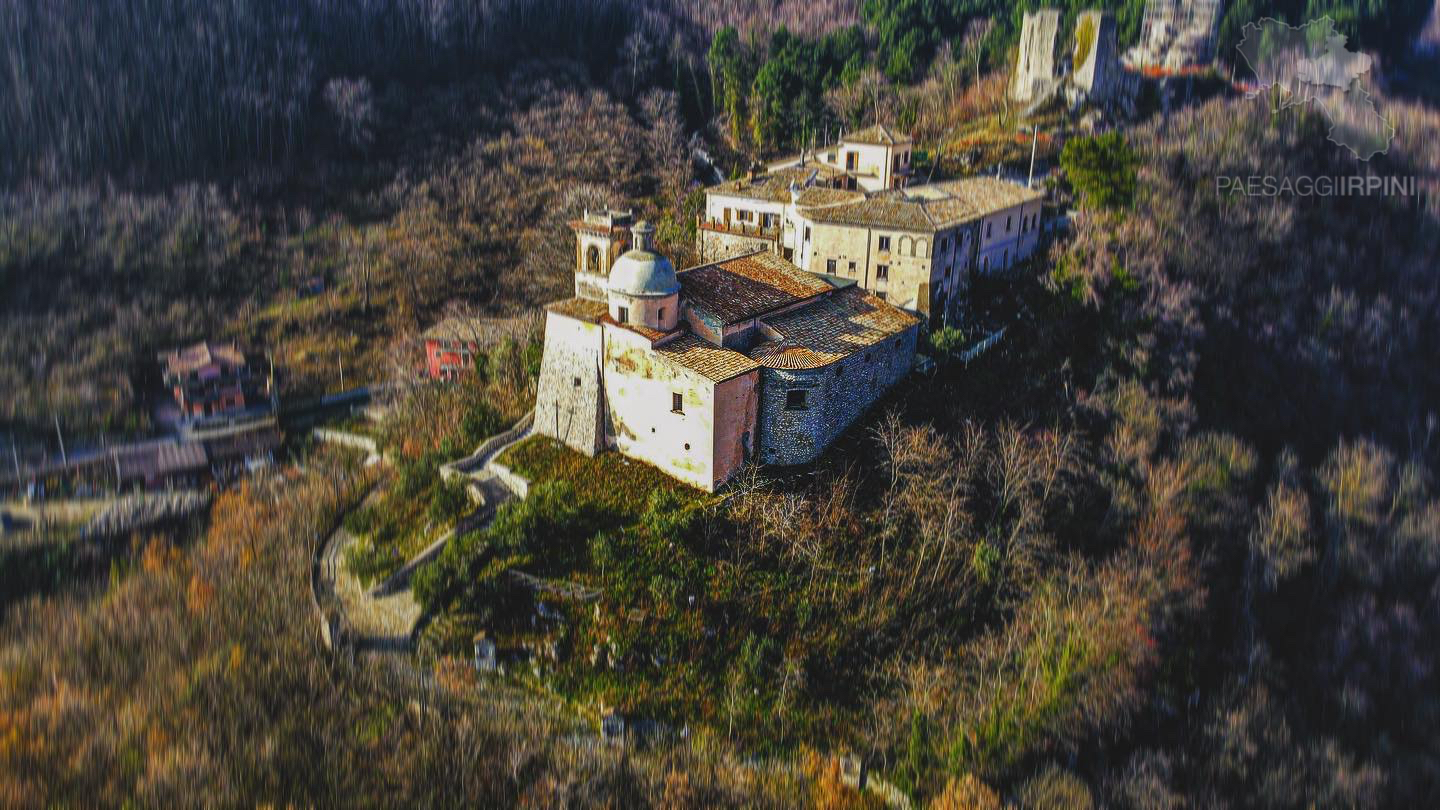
<box><xmin>423</xmin><ymin>318</ymin><xmax>485</xmax><ymax>381</ymax></box>
<box><xmin>158</xmin><ymin>341</ymin><xmax>267</xmax><ymax>420</ymax></box>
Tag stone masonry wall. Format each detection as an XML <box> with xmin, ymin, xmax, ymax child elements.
<box><xmin>757</xmin><ymin>324</ymin><xmax>919</xmax><ymax>466</ymax></box>
<box><xmin>534</xmin><ymin>312</ymin><xmax>605</xmax><ymax>455</ymax></box>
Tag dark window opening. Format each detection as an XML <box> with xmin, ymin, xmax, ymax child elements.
<box><xmin>785</xmin><ymin>389</ymin><xmax>808</xmax><ymax>410</ymax></box>
<box><xmin>878</xmin><ymin>236</ymin><xmax>891</xmax><ymax>252</ymax></box>
<box><xmin>658</xmin><ymin>307</ymin><xmax>666</xmax><ymax>323</ymax></box>
<box><xmin>617</xmin><ymin>305</ymin><xmax>629</xmax><ymax>323</ymax></box>
<box><xmin>875</xmin><ymin>264</ymin><xmax>889</xmax><ymax>280</ymax></box>
<box><xmin>672</xmin><ymin>393</ymin><xmax>684</xmax><ymax>414</ymax></box>
<box><xmin>826</xmin><ymin>259</ymin><xmax>837</xmax><ymax>274</ymax></box>
<box><xmin>572</xmin><ymin>377</ymin><xmax>581</xmax><ymax>387</ymax></box>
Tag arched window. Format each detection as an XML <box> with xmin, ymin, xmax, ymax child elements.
<box><xmin>586</xmin><ymin>245</ymin><xmax>601</xmax><ymax>274</ymax></box>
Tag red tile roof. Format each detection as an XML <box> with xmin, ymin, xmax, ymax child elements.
<box><xmin>678</xmin><ymin>251</ymin><xmax>832</xmax><ymax>325</ymax></box>
<box><xmin>655</xmin><ymin>334</ymin><xmax>760</xmax><ymax>382</ymax></box>
<box><xmin>749</xmin><ymin>285</ymin><xmax>920</xmax><ymax>370</ymax></box>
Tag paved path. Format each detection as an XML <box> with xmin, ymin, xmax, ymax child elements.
<box><xmin>323</xmin><ymin>523</ymin><xmax>424</xmax><ymax>650</ymax></box>
<box><xmin>319</xmin><ymin>417</ymin><xmax>534</xmax><ymax>653</ymax></box>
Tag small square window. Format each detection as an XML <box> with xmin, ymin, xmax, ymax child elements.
<box><xmin>658</xmin><ymin>306</ymin><xmax>666</xmax><ymax>322</ymax></box>
<box><xmin>875</xmin><ymin>264</ymin><xmax>889</xmax><ymax>280</ymax></box>
<box><xmin>847</xmin><ymin>260</ymin><xmax>857</xmax><ymax>275</ymax></box>
<box><xmin>617</xmin><ymin>305</ymin><xmax>629</xmax><ymax>323</ymax></box>
<box><xmin>804</xmin><ymin>226</ymin><xmax>811</xmax><ymax>242</ymax></box>
<box><xmin>572</xmin><ymin>376</ymin><xmax>581</xmax><ymax>387</ymax></box>
<box><xmin>826</xmin><ymin>259</ymin><xmax>837</xmax><ymax>274</ymax></box>
<box><xmin>878</xmin><ymin>236</ymin><xmax>891</xmax><ymax>252</ymax></box>
<box><xmin>672</xmin><ymin>392</ymin><xmax>684</xmax><ymax>414</ymax></box>
<box><xmin>785</xmin><ymin>389</ymin><xmax>808</xmax><ymax>410</ymax></box>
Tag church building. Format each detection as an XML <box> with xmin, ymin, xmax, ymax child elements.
<box><xmin>534</xmin><ymin>211</ymin><xmax>920</xmax><ymax>492</ymax></box>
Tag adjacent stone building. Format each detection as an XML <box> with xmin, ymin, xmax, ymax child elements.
<box><xmin>535</xmin><ymin>219</ymin><xmax>920</xmax><ymax>492</ymax></box>
<box><xmin>700</xmin><ymin>157</ymin><xmax>1044</xmax><ymax>328</ymax></box>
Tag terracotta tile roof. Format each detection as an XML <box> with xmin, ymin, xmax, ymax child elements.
<box><xmin>841</xmin><ymin>124</ymin><xmax>912</xmax><ymax>146</ymax></box>
<box><xmin>795</xmin><ymin>186</ymin><xmax>864</xmax><ymax>206</ymax></box>
<box><xmin>545</xmin><ymin>297</ymin><xmax>609</xmax><ymax>323</ymax></box>
<box><xmin>114</xmin><ymin>440</ymin><xmax>209</xmax><ymax>480</ymax></box>
<box><xmin>602</xmin><ymin>316</ymin><xmax>670</xmax><ymax>342</ymax></box>
<box><xmin>923</xmin><ymin>177</ymin><xmax>1044</xmax><ymax>212</ymax></box>
<box><xmin>749</xmin><ymin>286</ymin><xmax>920</xmax><ymax>370</ymax></box>
<box><xmin>678</xmin><ymin>251</ymin><xmax>833</xmax><ymax>325</ymax></box>
<box><xmin>802</xmin><ymin>178</ymin><xmax>1042</xmax><ymax>231</ymax></box>
<box><xmin>706</xmin><ymin>165</ymin><xmax>852</xmax><ymax>204</ymax></box>
<box><xmin>421</xmin><ymin>313</ymin><xmax>536</xmax><ymax>342</ymax></box>
<box><xmin>655</xmin><ymin>334</ymin><xmax>760</xmax><ymax>382</ymax></box>
<box><xmin>160</xmin><ymin>341</ymin><xmax>246</xmax><ymax>376</ymax></box>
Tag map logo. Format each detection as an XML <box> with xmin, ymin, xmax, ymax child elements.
<box><xmin>1237</xmin><ymin>16</ymin><xmax>1395</xmax><ymax>160</ymax></box>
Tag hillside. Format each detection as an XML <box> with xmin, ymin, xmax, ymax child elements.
<box><xmin>1</xmin><ymin>0</ymin><xmax>1438</xmax><ymax>807</ymax></box>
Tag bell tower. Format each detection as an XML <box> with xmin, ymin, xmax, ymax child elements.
<box><xmin>570</xmin><ymin>208</ymin><xmax>634</xmax><ymax>301</ymax></box>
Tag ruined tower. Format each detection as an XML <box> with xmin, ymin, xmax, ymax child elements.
<box><xmin>1073</xmin><ymin>10</ymin><xmax>1119</xmax><ymax>100</ymax></box>
<box><xmin>1012</xmin><ymin>9</ymin><xmax>1062</xmax><ymax>102</ymax></box>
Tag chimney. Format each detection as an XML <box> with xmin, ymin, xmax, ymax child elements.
<box><xmin>631</xmin><ymin>220</ymin><xmax>655</xmax><ymax>252</ymax></box>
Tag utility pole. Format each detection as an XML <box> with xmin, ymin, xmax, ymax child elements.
<box><xmin>10</xmin><ymin>433</ymin><xmax>19</xmax><ymax>481</ymax></box>
<box><xmin>338</xmin><ymin>353</ymin><xmax>346</xmax><ymax>393</ymax></box>
<box><xmin>1028</xmin><ymin>125</ymin><xmax>1040</xmax><ymax>188</ymax></box>
<box><xmin>53</xmin><ymin>413</ymin><xmax>66</xmax><ymax>468</ymax></box>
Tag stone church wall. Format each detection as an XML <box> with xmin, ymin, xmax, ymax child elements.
<box><xmin>534</xmin><ymin>312</ymin><xmax>605</xmax><ymax>455</ymax></box>
<box><xmin>756</xmin><ymin>324</ymin><xmax>919</xmax><ymax>466</ymax></box>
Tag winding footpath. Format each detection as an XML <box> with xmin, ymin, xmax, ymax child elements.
<box><xmin>318</xmin><ymin>413</ymin><xmax>534</xmax><ymax>654</ymax></box>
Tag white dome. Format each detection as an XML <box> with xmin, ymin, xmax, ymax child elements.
<box><xmin>607</xmin><ymin>221</ymin><xmax>679</xmax><ymax>297</ymax></box>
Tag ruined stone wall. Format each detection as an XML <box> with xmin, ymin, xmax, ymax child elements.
<box><xmin>1073</xmin><ymin>10</ymin><xmax>1119</xmax><ymax>100</ymax></box>
<box><xmin>534</xmin><ymin>312</ymin><xmax>605</xmax><ymax>456</ymax></box>
<box><xmin>1012</xmin><ymin>10</ymin><xmax>1061</xmax><ymax>102</ymax></box>
<box><xmin>756</xmin><ymin>324</ymin><xmax>919</xmax><ymax>466</ymax></box>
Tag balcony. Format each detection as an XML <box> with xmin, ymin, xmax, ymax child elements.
<box><xmin>697</xmin><ymin>218</ymin><xmax>780</xmax><ymax>240</ymax></box>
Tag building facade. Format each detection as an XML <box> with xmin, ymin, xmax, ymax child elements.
<box><xmin>699</xmin><ymin>148</ymin><xmax>1044</xmax><ymax>328</ymax></box>
<box><xmin>535</xmin><ymin>219</ymin><xmax>920</xmax><ymax>492</ymax></box>
<box><xmin>158</xmin><ymin>341</ymin><xmax>269</xmax><ymax>420</ymax></box>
